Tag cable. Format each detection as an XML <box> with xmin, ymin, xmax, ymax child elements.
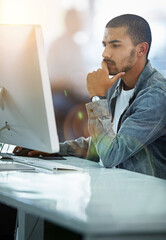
<box><xmin>14</xmin><ymin>213</ymin><xmax>18</xmax><ymax>240</ymax></box>
<box><xmin>14</xmin><ymin>215</ymin><xmax>39</xmax><ymax>240</ymax></box>
<box><xmin>26</xmin><ymin>217</ymin><xmax>39</xmax><ymax>240</ymax></box>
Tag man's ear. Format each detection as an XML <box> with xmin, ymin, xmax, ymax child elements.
<box><xmin>137</xmin><ymin>42</ymin><xmax>149</xmax><ymax>57</ymax></box>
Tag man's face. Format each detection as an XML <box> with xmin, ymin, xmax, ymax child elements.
<box><xmin>102</xmin><ymin>27</ymin><xmax>137</xmax><ymax>75</ymax></box>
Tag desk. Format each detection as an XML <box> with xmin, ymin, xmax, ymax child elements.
<box><xmin>0</xmin><ymin>157</ymin><xmax>166</xmax><ymax>240</ymax></box>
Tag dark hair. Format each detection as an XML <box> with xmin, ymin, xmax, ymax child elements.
<box><xmin>106</xmin><ymin>14</ymin><xmax>152</xmax><ymax>57</ymax></box>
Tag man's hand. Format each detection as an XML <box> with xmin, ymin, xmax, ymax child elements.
<box><xmin>13</xmin><ymin>146</ymin><xmax>51</xmax><ymax>157</ymax></box>
<box><xmin>87</xmin><ymin>61</ymin><xmax>125</xmax><ymax>98</ymax></box>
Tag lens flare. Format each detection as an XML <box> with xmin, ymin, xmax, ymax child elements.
<box><xmin>77</xmin><ymin>111</ymin><xmax>83</xmax><ymax>119</ymax></box>
<box><xmin>64</xmin><ymin>90</ymin><xmax>68</xmax><ymax>97</ymax></box>
<box><xmin>63</xmin><ymin>103</ymin><xmax>89</xmax><ymax>140</ymax></box>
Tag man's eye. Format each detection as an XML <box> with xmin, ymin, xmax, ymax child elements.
<box><xmin>113</xmin><ymin>44</ymin><xmax>120</xmax><ymax>48</ymax></box>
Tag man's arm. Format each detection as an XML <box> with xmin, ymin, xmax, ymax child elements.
<box><xmin>86</xmin><ymin>87</ymin><xmax>166</xmax><ymax>168</ymax></box>
<box><xmin>59</xmin><ymin>137</ymin><xmax>90</xmax><ymax>158</ymax></box>
<box><xmin>13</xmin><ymin>137</ymin><xmax>91</xmax><ymax>158</ymax></box>
<box><xmin>59</xmin><ymin>136</ymin><xmax>99</xmax><ymax>161</ymax></box>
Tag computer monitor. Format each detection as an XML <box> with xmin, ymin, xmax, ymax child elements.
<box><xmin>0</xmin><ymin>24</ymin><xmax>59</xmax><ymax>153</ymax></box>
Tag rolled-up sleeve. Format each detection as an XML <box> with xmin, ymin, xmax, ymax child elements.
<box><xmin>86</xmin><ymin>100</ymin><xmax>116</xmax><ymax>166</ymax></box>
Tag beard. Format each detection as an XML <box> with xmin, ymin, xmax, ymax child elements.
<box><xmin>104</xmin><ymin>48</ymin><xmax>136</xmax><ymax>75</ymax></box>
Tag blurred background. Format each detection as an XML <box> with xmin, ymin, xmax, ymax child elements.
<box><xmin>0</xmin><ymin>0</ymin><xmax>166</xmax><ymax>141</ymax></box>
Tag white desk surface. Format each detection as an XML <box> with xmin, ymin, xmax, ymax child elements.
<box><xmin>0</xmin><ymin>157</ymin><xmax>166</xmax><ymax>237</ymax></box>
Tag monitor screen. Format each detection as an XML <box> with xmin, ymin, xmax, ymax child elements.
<box><xmin>0</xmin><ymin>24</ymin><xmax>59</xmax><ymax>153</ymax></box>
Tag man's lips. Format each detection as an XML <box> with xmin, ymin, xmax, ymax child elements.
<box><xmin>103</xmin><ymin>59</ymin><xmax>116</xmax><ymax>66</ymax></box>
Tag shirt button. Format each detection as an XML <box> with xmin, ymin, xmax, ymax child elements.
<box><xmin>89</xmin><ymin>109</ymin><xmax>93</xmax><ymax>113</ymax></box>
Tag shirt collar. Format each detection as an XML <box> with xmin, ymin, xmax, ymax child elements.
<box><xmin>115</xmin><ymin>60</ymin><xmax>153</xmax><ymax>94</ymax></box>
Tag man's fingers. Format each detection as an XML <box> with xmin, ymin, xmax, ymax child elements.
<box><xmin>101</xmin><ymin>61</ymin><xmax>109</xmax><ymax>75</ymax></box>
<box><xmin>28</xmin><ymin>150</ymin><xmax>50</xmax><ymax>157</ymax></box>
<box><xmin>13</xmin><ymin>146</ymin><xmax>22</xmax><ymax>153</ymax></box>
<box><xmin>110</xmin><ymin>72</ymin><xmax>125</xmax><ymax>84</ymax></box>
<box><xmin>12</xmin><ymin>146</ymin><xmax>50</xmax><ymax>157</ymax></box>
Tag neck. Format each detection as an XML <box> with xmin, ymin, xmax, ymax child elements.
<box><xmin>122</xmin><ymin>59</ymin><xmax>147</xmax><ymax>90</ymax></box>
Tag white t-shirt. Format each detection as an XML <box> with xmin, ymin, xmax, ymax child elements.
<box><xmin>99</xmin><ymin>86</ymin><xmax>134</xmax><ymax>167</ymax></box>
<box><xmin>113</xmin><ymin>87</ymin><xmax>135</xmax><ymax>134</ymax></box>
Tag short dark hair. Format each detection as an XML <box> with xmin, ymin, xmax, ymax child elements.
<box><xmin>106</xmin><ymin>14</ymin><xmax>152</xmax><ymax>57</ymax></box>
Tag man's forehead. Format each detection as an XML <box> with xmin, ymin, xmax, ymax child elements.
<box><xmin>103</xmin><ymin>26</ymin><xmax>128</xmax><ymax>42</ymax></box>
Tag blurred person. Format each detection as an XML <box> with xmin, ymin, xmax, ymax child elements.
<box><xmin>15</xmin><ymin>14</ymin><xmax>166</xmax><ymax>179</ymax></box>
<box><xmin>47</xmin><ymin>8</ymin><xmax>89</xmax><ymax>141</ymax></box>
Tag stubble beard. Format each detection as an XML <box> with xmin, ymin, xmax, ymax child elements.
<box><xmin>107</xmin><ymin>48</ymin><xmax>136</xmax><ymax>76</ymax></box>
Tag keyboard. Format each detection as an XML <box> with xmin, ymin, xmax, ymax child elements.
<box><xmin>0</xmin><ymin>153</ymin><xmax>82</xmax><ymax>171</ymax></box>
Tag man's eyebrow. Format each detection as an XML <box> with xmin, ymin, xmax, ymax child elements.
<box><xmin>102</xmin><ymin>40</ymin><xmax>121</xmax><ymax>45</ymax></box>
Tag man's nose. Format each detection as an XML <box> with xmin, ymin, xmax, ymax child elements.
<box><xmin>102</xmin><ymin>47</ymin><xmax>112</xmax><ymax>59</ymax></box>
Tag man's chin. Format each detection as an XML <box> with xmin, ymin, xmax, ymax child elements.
<box><xmin>108</xmin><ymin>70</ymin><xmax>119</xmax><ymax>76</ymax></box>
<box><xmin>108</xmin><ymin>66</ymin><xmax>119</xmax><ymax>76</ymax></box>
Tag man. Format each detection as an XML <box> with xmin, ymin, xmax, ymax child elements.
<box><xmin>15</xmin><ymin>14</ymin><xmax>166</xmax><ymax>179</ymax></box>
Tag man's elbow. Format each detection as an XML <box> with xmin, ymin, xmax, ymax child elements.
<box><xmin>100</xmin><ymin>157</ymin><xmax>115</xmax><ymax>168</ymax></box>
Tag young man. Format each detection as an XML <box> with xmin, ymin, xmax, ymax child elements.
<box><xmin>15</xmin><ymin>14</ymin><xmax>166</xmax><ymax>179</ymax></box>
